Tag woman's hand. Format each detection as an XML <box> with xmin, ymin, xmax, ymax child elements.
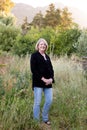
<box><xmin>45</xmin><ymin>78</ymin><xmax>53</xmax><ymax>85</ymax></box>
<box><xmin>41</xmin><ymin>77</ymin><xmax>53</xmax><ymax>85</ymax></box>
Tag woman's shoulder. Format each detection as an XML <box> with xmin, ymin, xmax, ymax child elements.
<box><xmin>31</xmin><ymin>51</ymin><xmax>37</xmax><ymax>55</ymax></box>
<box><xmin>31</xmin><ymin>51</ymin><xmax>39</xmax><ymax>58</ymax></box>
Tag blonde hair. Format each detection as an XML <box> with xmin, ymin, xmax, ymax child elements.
<box><xmin>35</xmin><ymin>38</ymin><xmax>48</xmax><ymax>51</ymax></box>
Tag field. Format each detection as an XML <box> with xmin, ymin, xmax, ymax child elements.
<box><xmin>0</xmin><ymin>54</ymin><xmax>87</xmax><ymax>130</ymax></box>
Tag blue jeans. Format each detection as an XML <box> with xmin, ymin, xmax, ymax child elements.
<box><xmin>33</xmin><ymin>87</ymin><xmax>53</xmax><ymax>122</ymax></box>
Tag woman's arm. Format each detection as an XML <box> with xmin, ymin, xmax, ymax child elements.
<box><xmin>30</xmin><ymin>54</ymin><xmax>42</xmax><ymax>80</ymax></box>
<box><xmin>48</xmin><ymin>56</ymin><xmax>55</xmax><ymax>83</ymax></box>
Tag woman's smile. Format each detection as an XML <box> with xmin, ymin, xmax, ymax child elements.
<box><xmin>38</xmin><ymin>42</ymin><xmax>47</xmax><ymax>52</ymax></box>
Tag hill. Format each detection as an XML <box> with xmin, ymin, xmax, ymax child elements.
<box><xmin>11</xmin><ymin>3</ymin><xmax>87</xmax><ymax>28</ymax></box>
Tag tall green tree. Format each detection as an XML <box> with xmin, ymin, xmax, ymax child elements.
<box><xmin>0</xmin><ymin>14</ymin><xmax>16</xmax><ymax>26</ymax></box>
<box><xmin>75</xmin><ymin>30</ymin><xmax>87</xmax><ymax>56</ymax></box>
<box><xmin>31</xmin><ymin>4</ymin><xmax>75</xmax><ymax>30</ymax></box>
<box><xmin>55</xmin><ymin>8</ymin><xmax>61</xmax><ymax>25</ymax></box>
<box><xmin>54</xmin><ymin>28</ymin><xmax>80</xmax><ymax>55</ymax></box>
<box><xmin>21</xmin><ymin>16</ymin><xmax>31</xmax><ymax>35</ymax></box>
<box><xmin>32</xmin><ymin>11</ymin><xmax>44</xmax><ymax>29</ymax></box>
<box><xmin>45</xmin><ymin>3</ymin><xmax>61</xmax><ymax>28</ymax></box>
<box><xmin>0</xmin><ymin>24</ymin><xmax>20</xmax><ymax>52</ymax></box>
<box><xmin>60</xmin><ymin>7</ymin><xmax>73</xmax><ymax>30</ymax></box>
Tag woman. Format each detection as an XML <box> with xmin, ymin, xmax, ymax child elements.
<box><xmin>30</xmin><ymin>38</ymin><xmax>54</xmax><ymax>125</ymax></box>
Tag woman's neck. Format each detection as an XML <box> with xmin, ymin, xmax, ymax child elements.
<box><xmin>39</xmin><ymin>50</ymin><xmax>45</xmax><ymax>55</ymax></box>
<box><xmin>39</xmin><ymin>50</ymin><xmax>47</xmax><ymax>60</ymax></box>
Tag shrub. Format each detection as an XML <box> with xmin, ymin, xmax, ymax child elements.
<box><xmin>54</xmin><ymin>28</ymin><xmax>81</xmax><ymax>56</ymax></box>
<box><xmin>0</xmin><ymin>24</ymin><xmax>20</xmax><ymax>52</ymax></box>
<box><xmin>74</xmin><ymin>29</ymin><xmax>87</xmax><ymax>56</ymax></box>
<box><xmin>12</xmin><ymin>34</ymin><xmax>36</xmax><ymax>56</ymax></box>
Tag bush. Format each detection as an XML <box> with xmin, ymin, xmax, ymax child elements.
<box><xmin>0</xmin><ymin>13</ymin><xmax>16</xmax><ymax>26</ymax></box>
<box><xmin>74</xmin><ymin>29</ymin><xmax>87</xmax><ymax>56</ymax></box>
<box><xmin>0</xmin><ymin>24</ymin><xmax>20</xmax><ymax>52</ymax></box>
<box><xmin>54</xmin><ymin>28</ymin><xmax>81</xmax><ymax>56</ymax></box>
<box><xmin>12</xmin><ymin>34</ymin><xmax>36</xmax><ymax>56</ymax></box>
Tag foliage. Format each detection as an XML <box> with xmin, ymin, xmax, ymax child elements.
<box><xmin>3</xmin><ymin>27</ymin><xmax>81</xmax><ymax>56</ymax></box>
<box><xmin>74</xmin><ymin>29</ymin><xmax>87</xmax><ymax>56</ymax></box>
<box><xmin>0</xmin><ymin>22</ymin><xmax>81</xmax><ymax>56</ymax></box>
<box><xmin>45</xmin><ymin>3</ymin><xmax>61</xmax><ymax>28</ymax></box>
<box><xmin>0</xmin><ymin>24</ymin><xmax>20</xmax><ymax>52</ymax></box>
<box><xmin>0</xmin><ymin>13</ymin><xmax>16</xmax><ymax>26</ymax></box>
<box><xmin>39</xmin><ymin>27</ymin><xmax>56</xmax><ymax>54</ymax></box>
<box><xmin>12</xmin><ymin>33</ymin><xmax>36</xmax><ymax>56</ymax></box>
<box><xmin>60</xmin><ymin>7</ymin><xmax>74</xmax><ymax>30</ymax></box>
<box><xmin>31</xmin><ymin>4</ymin><xmax>75</xmax><ymax>30</ymax></box>
<box><xmin>21</xmin><ymin>16</ymin><xmax>31</xmax><ymax>35</ymax></box>
<box><xmin>0</xmin><ymin>3</ymin><xmax>82</xmax><ymax>56</ymax></box>
<box><xmin>31</xmin><ymin>11</ymin><xmax>44</xmax><ymax>29</ymax></box>
<box><xmin>54</xmin><ymin>28</ymin><xmax>81</xmax><ymax>55</ymax></box>
<box><xmin>0</xmin><ymin>0</ymin><xmax>14</xmax><ymax>14</ymax></box>
<box><xmin>12</xmin><ymin>27</ymin><xmax>56</xmax><ymax>56</ymax></box>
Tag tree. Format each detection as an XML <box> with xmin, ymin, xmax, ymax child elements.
<box><xmin>60</xmin><ymin>7</ymin><xmax>74</xmax><ymax>30</ymax></box>
<box><xmin>55</xmin><ymin>8</ymin><xmax>61</xmax><ymax>25</ymax></box>
<box><xmin>54</xmin><ymin>28</ymin><xmax>81</xmax><ymax>55</ymax></box>
<box><xmin>44</xmin><ymin>4</ymin><xmax>61</xmax><ymax>28</ymax></box>
<box><xmin>0</xmin><ymin>24</ymin><xmax>20</xmax><ymax>52</ymax></box>
<box><xmin>0</xmin><ymin>14</ymin><xmax>16</xmax><ymax>26</ymax></box>
<box><xmin>31</xmin><ymin>4</ymin><xmax>76</xmax><ymax>30</ymax></box>
<box><xmin>21</xmin><ymin>16</ymin><xmax>31</xmax><ymax>35</ymax></box>
<box><xmin>45</xmin><ymin>4</ymin><xmax>57</xmax><ymax>27</ymax></box>
<box><xmin>31</xmin><ymin>11</ymin><xmax>44</xmax><ymax>30</ymax></box>
<box><xmin>74</xmin><ymin>30</ymin><xmax>87</xmax><ymax>56</ymax></box>
<box><xmin>0</xmin><ymin>0</ymin><xmax>14</xmax><ymax>14</ymax></box>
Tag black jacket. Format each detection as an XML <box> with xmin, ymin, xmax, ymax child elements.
<box><xmin>30</xmin><ymin>51</ymin><xmax>54</xmax><ymax>89</ymax></box>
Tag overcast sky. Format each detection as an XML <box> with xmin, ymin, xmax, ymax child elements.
<box><xmin>12</xmin><ymin>0</ymin><xmax>87</xmax><ymax>13</ymax></box>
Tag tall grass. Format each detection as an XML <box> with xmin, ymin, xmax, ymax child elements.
<box><xmin>0</xmin><ymin>54</ymin><xmax>87</xmax><ymax>130</ymax></box>
<box><xmin>51</xmin><ymin>56</ymin><xmax>87</xmax><ymax>130</ymax></box>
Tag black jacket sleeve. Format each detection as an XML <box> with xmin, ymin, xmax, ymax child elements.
<box><xmin>48</xmin><ymin>56</ymin><xmax>55</xmax><ymax>83</ymax></box>
<box><xmin>30</xmin><ymin>53</ymin><xmax>42</xmax><ymax>80</ymax></box>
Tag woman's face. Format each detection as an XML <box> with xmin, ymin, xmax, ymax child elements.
<box><xmin>38</xmin><ymin>41</ymin><xmax>47</xmax><ymax>52</ymax></box>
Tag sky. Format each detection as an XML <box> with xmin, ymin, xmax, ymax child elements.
<box><xmin>12</xmin><ymin>0</ymin><xmax>87</xmax><ymax>13</ymax></box>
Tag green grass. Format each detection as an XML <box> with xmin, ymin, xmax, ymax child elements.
<box><xmin>0</xmin><ymin>54</ymin><xmax>87</xmax><ymax>130</ymax></box>
<box><xmin>51</xmin><ymin>56</ymin><xmax>87</xmax><ymax>130</ymax></box>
